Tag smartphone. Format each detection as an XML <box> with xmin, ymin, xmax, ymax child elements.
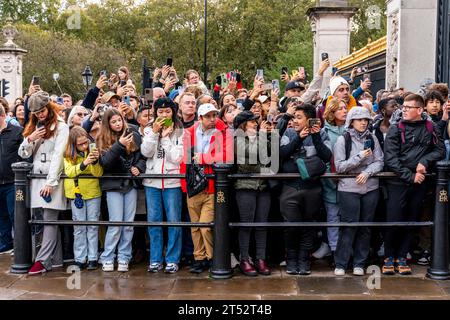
<box><xmin>299</xmin><ymin>67</ymin><xmax>305</xmax><ymax>75</ymax></box>
<box><xmin>119</xmin><ymin>80</ymin><xmax>126</xmax><ymax>87</ymax></box>
<box><xmin>89</xmin><ymin>143</ymin><xmax>97</xmax><ymax>153</ymax></box>
<box><xmin>163</xmin><ymin>118</ymin><xmax>173</xmax><ymax>127</ymax></box>
<box><xmin>36</xmin><ymin>121</ymin><xmax>45</xmax><ymax>129</ymax></box>
<box><xmin>166</xmin><ymin>57</ymin><xmax>173</xmax><ymax>67</ymax></box>
<box><xmin>125</xmin><ymin>128</ymin><xmax>132</xmax><ymax>136</ymax></box>
<box><xmin>363</xmin><ymin>73</ymin><xmax>371</xmax><ymax>81</ymax></box>
<box><xmin>256</xmin><ymin>69</ymin><xmax>264</xmax><ymax>79</ymax></box>
<box><xmin>220</xmin><ymin>73</ymin><xmax>228</xmax><ymax>89</ymax></box>
<box><xmin>332</xmin><ymin>67</ymin><xmax>338</xmax><ymax>76</ymax></box>
<box><xmin>262</xmin><ymin>83</ymin><xmax>273</xmax><ymax>91</ymax></box>
<box><xmin>364</xmin><ymin>139</ymin><xmax>373</xmax><ymax>150</ymax></box>
<box><xmin>41</xmin><ymin>194</ymin><xmax>52</xmax><ymax>203</ymax></box>
<box><xmin>144</xmin><ymin>88</ymin><xmax>153</xmax><ymax>106</ymax></box>
<box><xmin>229</xmin><ymin>71</ymin><xmax>236</xmax><ymax>81</ymax></box>
<box><xmin>308</xmin><ymin>118</ymin><xmax>321</xmax><ymax>128</ymax></box>
<box><xmin>123</xmin><ymin>95</ymin><xmax>131</xmax><ymax>106</ymax></box>
<box><xmin>281</xmin><ymin>66</ymin><xmax>288</xmax><ymax>75</ymax></box>
<box><xmin>321</xmin><ymin>52</ymin><xmax>329</xmax><ymax>61</ymax></box>
<box><xmin>267</xmin><ymin>114</ymin><xmax>274</xmax><ymax>124</ymax></box>
<box><xmin>32</xmin><ymin>76</ymin><xmax>40</xmax><ymax>86</ymax></box>
<box><xmin>100</xmin><ymin>70</ymin><xmax>108</xmax><ymax>78</ymax></box>
<box><xmin>272</xmin><ymin>79</ymin><xmax>280</xmax><ymax>90</ymax></box>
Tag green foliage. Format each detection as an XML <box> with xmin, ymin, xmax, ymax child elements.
<box><xmin>2</xmin><ymin>0</ymin><xmax>386</xmax><ymax>100</ymax></box>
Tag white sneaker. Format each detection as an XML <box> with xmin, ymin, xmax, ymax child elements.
<box><xmin>279</xmin><ymin>260</ymin><xmax>286</xmax><ymax>266</ymax></box>
<box><xmin>312</xmin><ymin>242</ymin><xmax>331</xmax><ymax>259</ymax></box>
<box><xmin>230</xmin><ymin>253</ymin><xmax>240</xmax><ymax>269</ymax></box>
<box><xmin>102</xmin><ymin>262</ymin><xmax>114</xmax><ymax>272</ymax></box>
<box><xmin>0</xmin><ymin>248</ymin><xmax>14</xmax><ymax>255</ymax></box>
<box><xmin>117</xmin><ymin>262</ymin><xmax>129</xmax><ymax>272</ymax></box>
<box><xmin>353</xmin><ymin>267</ymin><xmax>365</xmax><ymax>276</ymax></box>
<box><xmin>334</xmin><ymin>268</ymin><xmax>345</xmax><ymax>276</ymax></box>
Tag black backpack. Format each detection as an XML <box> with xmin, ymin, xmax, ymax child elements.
<box><xmin>344</xmin><ymin>131</ymin><xmax>375</xmax><ymax>160</ymax></box>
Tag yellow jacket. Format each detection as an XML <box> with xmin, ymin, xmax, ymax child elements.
<box><xmin>64</xmin><ymin>153</ymin><xmax>103</xmax><ymax>200</ymax></box>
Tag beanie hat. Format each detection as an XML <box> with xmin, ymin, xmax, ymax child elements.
<box><xmin>329</xmin><ymin>76</ymin><xmax>349</xmax><ymax>96</ymax></box>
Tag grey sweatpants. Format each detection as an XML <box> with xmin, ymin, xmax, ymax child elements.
<box><xmin>35</xmin><ymin>209</ymin><xmax>63</xmax><ymax>270</ymax></box>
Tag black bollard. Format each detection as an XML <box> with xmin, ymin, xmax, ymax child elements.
<box><xmin>427</xmin><ymin>160</ymin><xmax>450</xmax><ymax>280</ymax></box>
<box><xmin>10</xmin><ymin>162</ymin><xmax>33</xmax><ymax>274</ymax></box>
<box><xmin>210</xmin><ymin>164</ymin><xmax>233</xmax><ymax>279</ymax></box>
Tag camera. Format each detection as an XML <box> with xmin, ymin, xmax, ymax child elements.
<box><xmin>308</xmin><ymin>118</ymin><xmax>321</xmax><ymax>128</ymax></box>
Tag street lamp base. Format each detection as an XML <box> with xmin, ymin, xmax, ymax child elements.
<box><xmin>426</xmin><ymin>267</ymin><xmax>450</xmax><ymax>280</ymax></box>
<box><xmin>210</xmin><ymin>269</ymin><xmax>233</xmax><ymax>279</ymax></box>
<box><xmin>10</xmin><ymin>263</ymin><xmax>32</xmax><ymax>274</ymax></box>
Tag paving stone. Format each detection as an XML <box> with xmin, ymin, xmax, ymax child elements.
<box><xmin>370</xmin><ymin>277</ymin><xmax>446</xmax><ymax>296</ymax></box>
<box><xmin>0</xmin><ymin>287</ymin><xmax>27</xmax><ymax>299</ymax></box>
<box><xmin>297</xmin><ymin>277</ymin><xmax>370</xmax><ymax>295</ymax></box>
<box><xmin>172</xmin><ymin>278</ymin><xmax>298</xmax><ymax>295</ymax></box>
<box><xmin>167</xmin><ymin>294</ymin><xmax>261</xmax><ymax>300</ymax></box>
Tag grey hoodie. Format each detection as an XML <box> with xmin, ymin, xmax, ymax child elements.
<box><xmin>333</xmin><ymin>127</ymin><xmax>384</xmax><ymax>194</ymax></box>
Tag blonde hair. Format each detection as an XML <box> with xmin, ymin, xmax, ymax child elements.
<box><xmin>324</xmin><ymin>98</ymin><xmax>346</xmax><ymax>126</ymax></box>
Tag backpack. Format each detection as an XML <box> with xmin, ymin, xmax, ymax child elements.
<box><xmin>344</xmin><ymin>131</ymin><xmax>375</xmax><ymax>160</ymax></box>
<box><xmin>397</xmin><ymin>120</ymin><xmax>438</xmax><ymax>145</ymax></box>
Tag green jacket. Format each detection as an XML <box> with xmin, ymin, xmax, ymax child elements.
<box><xmin>234</xmin><ymin>133</ymin><xmax>271</xmax><ymax>191</ymax></box>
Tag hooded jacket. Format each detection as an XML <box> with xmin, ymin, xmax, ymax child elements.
<box><xmin>384</xmin><ymin>113</ymin><xmax>446</xmax><ymax>185</ymax></box>
<box><xmin>64</xmin><ymin>152</ymin><xmax>103</xmax><ymax>199</ymax></box>
<box><xmin>141</xmin><ymin>127</ymin><xmax>184</xmax><ymax>189</ymax></box>
<box><xmin>0</xmin><ymin>122</ymin><xmax>23</xmax><ymax>184</ymax></box>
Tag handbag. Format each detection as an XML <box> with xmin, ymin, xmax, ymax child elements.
<box><xmin>186</xmin><ymin>163</ymin><xmax>209</xmax><ymax>198</ymax></box>
<box><xmin>296</xmin><ymin>155</ymin><xmax>327</xmax><ymax>181</ymax></box>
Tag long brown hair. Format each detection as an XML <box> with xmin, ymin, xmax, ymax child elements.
<box><xmin>324</xmin><ymin>98</ymin><xmax>346</xmax><ymax>126</ymax></box>
<box><xmin>96</xmin><ymin>108</ymin><xmax>137</xmax><ymax>153</ymax></box>
<box><xmin>65</xmin><ymin>126</ymin><xmax>90</xmax><ymax>164</ymax></box>
<box><xmin>23</xmin><ymin>101</ymin><xmax>60</xmax><ymax>139</ymax></box>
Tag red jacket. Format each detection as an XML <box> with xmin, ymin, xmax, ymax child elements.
<box><xmin>180</xmin><ymin>119</ymin><xmax>232</xmax><ymax>194</ymax></box>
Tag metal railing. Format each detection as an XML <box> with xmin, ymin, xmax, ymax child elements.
<box><xmin>9</xmin><ymin>161</ymin><xmax>450</xmax><ymax>280</ymax></box>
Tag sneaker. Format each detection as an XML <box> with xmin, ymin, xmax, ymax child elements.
<box><xmin>353</xmin><ymin>267</ymin><xmax>365</xmax><ymax>276</ymax></box>
<box><xmin>164</xmin><ymin>263</ymin><xmax>179</xmax><ymax>274</ymax></box>
<box><xmin>230</xmin><ymin>253</ymin><xmax>240</xmax><ymax>269</ymax></box>
<box><xmin>148</xmin><ymin>262</ymin><xmax>163</xmax><ymax>273</ymax></box>
<box><xmin>312</xmin><ymin>242</ymin><xmax>331</xmax><ymax>259</ymax></box>
<box><xmin>417</xmin><ymin>250</ymin><xmax>431</xmax><ymax>266</ymax></box>
<box><xmin>377</xmin><ymin>243</ymin><xmax>385</xmax><ymax>257</ymax></box>
<box><xmin>10</xmin><ymin>249</ymin><xmax>14</xmax><ymax>256</ymax></box>
<box><xmin>279</xmin><ymin>260</ymin><xmax>286</xmax><ymax>267</ymax></box>
<box><xmin>86</xmin><ymin>261</ymin><xmax>98</xmax><ymax>270</ymax></box>
<box><xmin>74</xmin><ymin>261</ymin><xmax>86</xmax><ymax>270</ymax></box>
<box><xmin>382</xmin><ymin>257</ymin><xmax>395</xmax><ymax>275</ymax></box>
<box><xmin>102</xmin><ymin>262</ymin><xmax>114</xmax><ymax>272</ymax></box>
<box><xmin>28</xmin><ymin>261</ymin><xmax>47</xmax><ymax>275</ymax></box>
<box><xmin>117</xmin><ymin>262</ymin><xmax>129</xmax><ymax>272</ymax></box>
<box><xmin>334</xmin><ymin>268</ymin><xmax>345</xmax><ymax>276</ymax></box>
<box><xmin>396</xmin><ymin>258</ymin><xmax>412</xmax><ymax>275</ymax></box>
<box><xmin>189</xmin><ymin>260</ymin><xmax>205</xmax><ymax>274</ymax></box>
<box><xmin>0</xmin><ymin>247</ymin><xmax>14</xmax><ymax>255</ymax></box>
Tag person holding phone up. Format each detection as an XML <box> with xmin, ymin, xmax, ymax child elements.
<box><xmin>19</xmin><ymin>91</ymin><xmax>70</xmax><ymax>275</ymax></box>
<box><xmin>332</xmin><ymin>107</ymin><xmax>384</xmax><ymax>277</ymax></box>
<box><xmin>96</xmin><ymin>108</ymin><xmax>146</xmax><ymax>273</ymax></box>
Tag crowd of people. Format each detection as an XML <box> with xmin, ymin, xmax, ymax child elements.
<box><xmin>0</xmin><ymin>58</ymin><xmax>448</xmax><ymax>278</ymax></box>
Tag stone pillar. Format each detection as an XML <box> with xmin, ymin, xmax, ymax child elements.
<box><xmin>0</xmin><ymin>18</ymin><xmax>27</xmax><ymax>105</ymax></box>
<box><xmin>307</xmin><ymin>0</ymin><xmax>357</xmax><ymax>94</ymax></box>
<box><xmin>386</xmin><ymin>0</ymin><xmax>438</xmax><ymax>91</ymax></box>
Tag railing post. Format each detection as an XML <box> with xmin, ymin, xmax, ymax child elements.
<box><xmin>10</xmin><ymin>162</ymin><xmax>33</xmax><ymax>274</ymax></box>
<box><xmin>427</xmin><ymin>160</ymin><xmax>450</xmax><ymax>280</ymax></box>
<box><xmin>210</xmin><ymin>164</ymin><xmax>233</xmax><ymax>279</ymax></box>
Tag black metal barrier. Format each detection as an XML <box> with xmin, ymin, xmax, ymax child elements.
<box><xmin>9</xmin><ymin>161</ymin><xmax>450</xmax><ymax>281</ymax></box>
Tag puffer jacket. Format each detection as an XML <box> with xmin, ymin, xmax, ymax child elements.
<box><xmin>234</xmin><ymin>133</ymin><xmax>271</xmax><ymax>191</ymax></box>
<box><xmin>140</xmin><ymin>127</ymin><xmax>184</xmax><ymax>189</ymax></box>
<box><xmin>64</xmin><ymin>152</ymin><xmax>103</xmax><ymax>200</ymax></box>
<box><xmin>0</xmin><ymin>122</ymin><xmax>23</xmax><ymax>184</ymax></box>
<box><xmin>384</xmin><ymin>113</ymin><xmax>446</xmax><ymax>184</ymax></box>
<box><xmin>333</xmin><ymin>128</ymin><xmax>384</xmax><ymax>194</ymax></box>
<box><xmin>321</xmin><ymin>121</ymin><xmax>346</xmax><ymax>203</ymax></box>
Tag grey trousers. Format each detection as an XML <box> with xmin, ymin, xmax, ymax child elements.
<box><xmin>35</xmin><ymin>209</ymin><xmax>63</xmax><ymax>270</ymax></box>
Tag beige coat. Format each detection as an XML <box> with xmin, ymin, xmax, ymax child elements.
<box><xmin>18</xmin><ymin>118</ymin><xmax>70</xmax><ymax>210</ymax></box>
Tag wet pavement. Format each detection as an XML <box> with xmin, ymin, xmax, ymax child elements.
<box><xmin>1</xmin><ymin>255</ymin><xmax>450</xmax><ymax>300</ymax></box>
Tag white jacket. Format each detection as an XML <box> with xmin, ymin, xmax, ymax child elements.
<box><xmin>18</xmin><ymin>118</ymin><xmax>70</xmax><ymax>210</ymax></box>
<box><xmin>140</xmin><ymin>127</ymin><xmax>184</xmax><ymax>189</ymax></box>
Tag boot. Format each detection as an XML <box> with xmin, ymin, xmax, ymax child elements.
<box><xmin>286</xmin><ymin>249</ymin><xmax>298</xmax><ymax>275</ymax></box>
<box><xmin>298</xmin><ymin>249</ymin><xmax>311</xmax><ymax>275</ymax></box>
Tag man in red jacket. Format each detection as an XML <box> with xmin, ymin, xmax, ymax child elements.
<box><xmin>180</xmin><ymin>103</ymin><xmax>232</xmax><ymax>273</ymax></box>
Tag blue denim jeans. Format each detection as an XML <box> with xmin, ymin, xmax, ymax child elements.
<box><xmin>324</xmin><ymin>201</ymin><xmax>340</xmax><ymax>252</ymax></box>
<box><xmin>71</xmin><ymin>197</ymin><xmax>101</xmax><ymax>263</ymax></box>
<box><xmin>100</xmin><ymin>189</ymin><xmax>137</xmax><ymax>264</ymax></box>
<box><xmin>145</xmin><ymin>187</ymin><xmax>182</xmax><ymax>264</ymax></box>
<box><xmin>0</xmin><ymin>184</ymin><xmax>14</xmax><ymax>252</ymax></box>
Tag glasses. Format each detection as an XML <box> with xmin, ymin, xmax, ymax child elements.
<box><xmin>76</xmin><ymin>113</ymin><xmax>89</xmax><ymax>117</ymax></box>
<box><xmin>76</xmin><ymin>141</ymin><xmax>89</xmax><ymax>147</ymax></box>
<box><xmin>402</xmin><ymin>105</ymin><xmax>421</xmax><ymax>111</ymax></box>
<box><xmin>32</xmin><ymin>108</ymin><xmax>47</xmax><ymax>116</ymax></box>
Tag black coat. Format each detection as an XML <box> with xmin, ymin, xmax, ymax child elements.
<box><xmin>99</xmin><ymin>125</ymin><xmax>146</xmax><ymax>192</ymax></box>
<box><xmin>384</xmin><ymin>119</ymin><xmax>446</xmax><ymax>184</ymax></box>
<box><xmin>0</xmin><ymin>123</ymin><xmax>24</xmax><ymax>184</ymax></box>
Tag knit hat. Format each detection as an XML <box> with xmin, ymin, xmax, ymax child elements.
<box><xmin>329</xmin><ymin>76</ymin><xmax>349</xmax><ymax>96</ymax></box>
<box><xmin>28</xmin><ymin>91</ymin><xmax>50</xmax><ymax>112</ymax></box>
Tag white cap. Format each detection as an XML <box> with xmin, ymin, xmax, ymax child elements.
<box><xmin>329</xmin><ymin>76</ymin><xmax>349</xmax><ymax>96</ymax></box>
<box><xmin>198</xmin><ymin>103</ymin><xmax>218</xmax><ymax>117</ymax></box>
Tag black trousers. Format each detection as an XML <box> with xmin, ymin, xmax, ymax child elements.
<box><xmin>280</xmin><ymin>185</ymin><xmax>321</xmax><ymax>251</ymax></box>
<box><xmin>384</xmin><ymin>182</ymin><xmax>428</xmax><ymax>259</ymax></box>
